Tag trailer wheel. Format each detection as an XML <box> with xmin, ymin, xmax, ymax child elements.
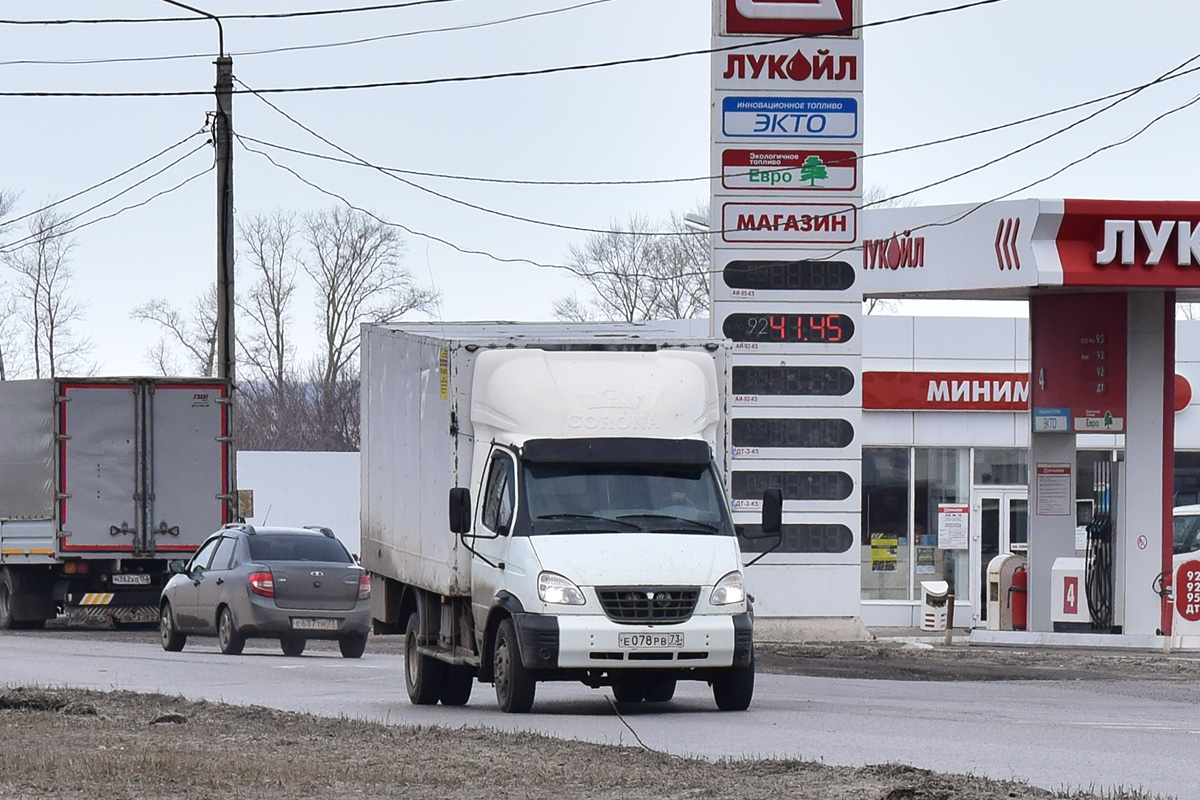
<box><xmin>217</xmin><ymin>606</ymin><xmax>245</xmax><ymax>655</ymax></box>
<box><xmin>0</xmin><ymin>571</ymin><xmax>14</xmax><ymax>631</ymax></box>
<box><xmin>439</xmin><ymin>665</ymin><xmax>475</xmax><ymax>706</ymax></box>
<box><xmin>493</xmin><ymin>618</ymin><xmax>535</xmax><ymax>713</ymax></box>
<box><xmin>404</xmin><ymin>612</ymin><xmax>443</xmax><ymax>704</ymax></box>
<box><xmin>712</xmin><ymin>652</ymin><xmax>755</xmax><ymax>711</ymax></box>
<box><xmin>0</xmin><ymin>569</ymin><xmax>43</xmax><ymax>631</ymax></box>
<box><xmin>280</xmin><ymin>637</ymin><xmax>306</xmax><ymax>657</ymax></box>
<box><xmin>159</xmin><ymin>603</ymin><xmax>187</xmax><ymax>652</ymax></box>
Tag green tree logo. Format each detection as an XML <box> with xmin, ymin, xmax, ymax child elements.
<box><xmin>800</xmin><ymin>155</ymin><xmax>828</xmax><ymax>187</ymax></box>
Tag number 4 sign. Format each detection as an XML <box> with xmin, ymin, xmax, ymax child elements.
<box><xmin>724</xmin><ymin>0</ymin><xmax>859</xmax><ymax>36</ymax></box>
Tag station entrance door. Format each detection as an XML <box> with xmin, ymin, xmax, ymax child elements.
<box><xmin>970</xmin><ymin>488</ymin><xmax>1028</xmax><ymax>626</ymax></box>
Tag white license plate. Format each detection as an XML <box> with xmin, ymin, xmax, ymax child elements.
<box><xmin>291</xmin><ymin>617</ymin><xmax>339</xmax><ymax>631</ymax></box>
<box><xmin>110</xmin><ymin>574</ymin><xmax>151</xmax><ymax>585</ymax></box>
<box><xmin>618</xmin><ymin>632</ymin><xmax>684</xmax><ymax>649</ymax></box>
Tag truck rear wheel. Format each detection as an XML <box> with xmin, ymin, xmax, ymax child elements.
<box><xmin>280</xmin><ymin>637</ymin><xmax>306</xmax><ymax>657</ymax></box>
<box><xmin>712</xmin><ymin>653</ymin><xmax>754</xmax><ymax>711</ymax></box>
<box><xmin>611</xmin><ymin>680</ymin><xmax>644</xmax><ymax>703</ymax></box>
<box><xmin>643</xmin><ymin>677</ymin><xmax>677</xmax><ymax>703</ymax></box>
<box><xmin>493</xmin><ymin>618</ymin><xmax>535</xmax><ymax>713</ymax></box>
<box><xmin>404</xmin><ymin>612</ymin><xmax>444</xmax><ymax>705</ymax></box>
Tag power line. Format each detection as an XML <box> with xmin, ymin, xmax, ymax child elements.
<box><xmin>0</xmin><ymin>1</ymin><xmax>463</xmax><ymax>25</ymax></box>
<box><xmin>0</xmin><ymin>0</ymin><xmax>1010</xmax><ymax>97</ymax></box>
<box><xmin>0</xmin><ymin>128</ymin><xmax>209</xmax><ymax>231</ymax></box>
<box><xmin>0</xmin><ymin>1</ymin><xmax>616</xmax><ymax>67</ymax></box>
<box><xmin>0</xmin><ymin>144</ymin><xmax>214</xmax><ymax>254</ymax></box>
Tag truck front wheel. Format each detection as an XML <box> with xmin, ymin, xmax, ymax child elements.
<box><xmin>404</xmin><ymin>612</ymin><xmax>444</xmax><ymax>705</ymax></box>
<box><xmin>493</xmin><ymin>618</ymin><xmax>535</xmax><ymax>713</ymax></box>
<box><xmin>711</xmin><ymin>654</ymin><xmax>755</xmax><ymax>711</ymax></box>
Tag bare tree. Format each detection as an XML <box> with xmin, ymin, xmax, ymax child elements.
<box><xmin>3</xmin><ymin>207</ymin><xmax>92</xmax><ymax>377</ymax></box>
<box><xmin>130</xmin><ymin>287</ymin><xmax>218</xmax><ymax>376</ymax></box>
<box><xmin>556</xmin><ymin>207</ymin><xmax>711</xmax><ymax>323</ymax></box>
<box><xmin>239</xmin><ymin>210</ymin><xmax>300</xmax><ymax>393</ymax></box>
<box><xmin>0</xmin><ymin>190</ymin><xmax>21</xmax><ymax>379</ymax></box>
<box><xmin>303</xmin><ymin>206</ymin><xmax>439</xmax><ymax>389</ymax></box>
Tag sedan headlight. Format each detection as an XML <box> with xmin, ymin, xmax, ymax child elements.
<box><xmin>710</xmin><ymin>571</ymin><xmax>746</xmax><ymax>606</ymax></box>
<box><xmin>538</xmin><ymin>571</ymin><xmax>586</xmax><ymax>606</ymax></box>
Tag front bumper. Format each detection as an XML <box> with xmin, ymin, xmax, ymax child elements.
<box><xmin>513</xmin><ymin>611</ymin><xmax>752</xmax><ymax>670</ymax></box>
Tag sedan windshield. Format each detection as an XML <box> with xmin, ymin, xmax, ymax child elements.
<box><xmin>523</xmin><ymin>462</ymin><xmax>731</xmax><ymax>536</ymax></box>
<box><xmin>1174</xmin><ymin>513</ymin><xmax>1200</xmax><ymax>555</ymax></box>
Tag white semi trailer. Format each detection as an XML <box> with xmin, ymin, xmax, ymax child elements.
<box><xmin>361</xmin><ymin>322</ymin><xmax>780</xmax><ymax>713</ymax></box>
<box><xmin>0</xmin><ymin>377</ymin><xmax>233</xmax><ymax>629</ymax></box>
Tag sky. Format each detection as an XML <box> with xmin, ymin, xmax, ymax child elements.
<box><xmin>3</xmin><ymin>0</ymin><xmax>1200</xmax><ymax>375</ymax></box>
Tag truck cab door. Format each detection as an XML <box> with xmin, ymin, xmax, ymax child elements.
<box><xmin>471</xmin><ymin>449</ymin><xmax>519</xmax><ymax>626</ymax></box>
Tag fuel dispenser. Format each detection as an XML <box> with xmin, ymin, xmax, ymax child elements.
<box><xmin>1084</xmin><ymin>461</ymin><xmax>1116</xmax><ymax>631</ymax></box>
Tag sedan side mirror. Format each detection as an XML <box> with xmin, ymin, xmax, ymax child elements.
<box><xmin>449</xmin><ymin>487</ymin><xmax>472</xmax><ymax>534</ymax></box>
<box><xmin>168</xmin><ymin>559</ymin><xmax>188</xmax><ymax>575</ymax></box>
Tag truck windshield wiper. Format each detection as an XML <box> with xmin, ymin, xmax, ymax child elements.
<box><xmin>616</xmin><ymin>514</ymin><xmax>722</xmax><ymax>534</ymax></box>
<box><xmin>534</xmin><ymin>513</ymin><xmax>641</xmax><ymax>532</ymax></box>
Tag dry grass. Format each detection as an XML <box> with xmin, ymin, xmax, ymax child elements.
<box><xmin>0</xmin><ymin>687</ymin><xmax>1168</xmax><ymax>800</ymax></box>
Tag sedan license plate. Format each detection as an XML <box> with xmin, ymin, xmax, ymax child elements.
<box><xmin>291</xmin><ymin>617</ymin><xmax>339</xmax><ymax>631</ymax></box>
<box><xmin>110</xmin><ymin>573</ymin><xmax>150</xmax><ymax>586</ymax></box>
<box><xmin>618</xmin><ymin>632</ymin><xmax>684</xmax><ymax>649</ymax></box>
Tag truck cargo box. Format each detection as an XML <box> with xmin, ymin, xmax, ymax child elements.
<box><xmin>360</xmin><ymin>322</ymin><xmax>729</xmax><ymax>598</ymax></box>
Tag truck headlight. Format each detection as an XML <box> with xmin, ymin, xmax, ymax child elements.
<box><xmin>538</xmin><ymin>571</ymin><xmax>586</xmax><ymax>605</ymax></box>
<box><xmin>710</xmin><ymin>571</ymin><xmax>745</xmax><ymax>606</ymax></box>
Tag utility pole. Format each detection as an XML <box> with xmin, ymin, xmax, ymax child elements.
<box><xmin>160</xmin><ymin>1</ymin><xmax>238</xmax><ymax>522</ymax></box>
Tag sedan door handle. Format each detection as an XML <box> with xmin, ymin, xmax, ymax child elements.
<box><xmin>215</xmin><ymin>578</ymin><xmax>224</xmax><ymax>585</ymax></box>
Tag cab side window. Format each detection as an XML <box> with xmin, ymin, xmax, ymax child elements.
<box><xmin>481</xmin><ymin>454</ymin><xmax>516</xmax><ymax>535</ymax></box>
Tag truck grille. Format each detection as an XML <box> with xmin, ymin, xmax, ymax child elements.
<box><xmin>596</xmin><ymin>587</ymin><xmax>699</xmax><ymax>624</ymax></box>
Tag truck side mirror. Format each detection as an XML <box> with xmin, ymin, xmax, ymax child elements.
<box><xmin>448</xmin><ymin>487</ymin><xmax>472</xmax><ymax>534</ymax></box>
<box><xmin>761</xmin><ymin>488</ymin><xmax>783</xmax><ymax>536</ymax></box>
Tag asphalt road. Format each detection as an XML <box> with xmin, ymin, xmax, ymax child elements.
<box><xmin>2</xmin><ymin>631</ymin><xmax>1198</xmax><ymax>799</ymax></box>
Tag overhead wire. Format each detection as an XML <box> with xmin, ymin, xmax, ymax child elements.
<box><xmin>0</xmin><ymin>0</ymin><xmax>1010</xmax><ymax>97</ymax></box>
<box><xmin>0</xmin><ymin>1</ymin><xmax>616</xmax><ymax>67</ymax></box>
<box><xmin>0</xmin><ymin>1</ymin><xmax>464</xmax><ymax>25</ymax></box>
<box><xmin>0</xmin><ymin>141</ymin><xmax>214</xmax><ymax>254</ymax></box>
<box><xmin>0</xmin><ymin>128</ymin><xmax>209</xmax><ymax>231</ymax></box>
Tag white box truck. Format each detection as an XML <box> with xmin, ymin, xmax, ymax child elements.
<box><xmin>361</xmin><ymin>322</ymin><xmax>780</xmax><ymax>713</ymax></box>
<box><xmin>0</xmin><ymin>377</ymin><xmax>233</xmax><ymax>629</ymax></box>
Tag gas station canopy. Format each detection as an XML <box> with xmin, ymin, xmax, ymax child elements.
<box><xmin>860</xmin><ymin>199</ymin><xmax>1200</xmax><ymax>301</ymax></box>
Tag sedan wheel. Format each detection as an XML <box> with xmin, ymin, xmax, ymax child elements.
<box><xmin>339</xmin><ymin>632</ymin><xmax>368</xmax><ymax>659</ymax></box>
<box><xmin>217</xmin><ymin>606</ymin><xmax>245</xmax><ymax>655</ymax></box>
<box><xmin>159</xmin><ymin>603</ymin><xmax>187</xmax><ymax>652</ymax></box>
<box><xmin>280</xmin><ymin>637</ymin><xmax>306</xmax><ymax>657</ymax></box>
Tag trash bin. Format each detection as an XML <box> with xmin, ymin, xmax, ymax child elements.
<box><xmin>919</xmin><ymin>580</ymin><xmax>950</xmax><ymax>631</ymax></box>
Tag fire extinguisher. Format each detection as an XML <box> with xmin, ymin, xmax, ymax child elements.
<box><xmin>1009</xmin><ymin>565</ymin><xmax>1028</xmax><ymax>631</ymax></box>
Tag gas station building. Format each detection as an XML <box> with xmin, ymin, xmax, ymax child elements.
<box><xmin>851</xmin><ymin>199</ymin><xmax>1200</xmax><ymax>643</ymax></box>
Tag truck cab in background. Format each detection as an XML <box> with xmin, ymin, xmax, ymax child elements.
<box><xmin>361</xmin><ymin>322</ymin><xmax>780</xmax><ymax>713</ymax></box>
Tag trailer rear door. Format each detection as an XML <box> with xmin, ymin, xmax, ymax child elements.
<box><xmin>58</xmin><ymin>380</ymin><xmax>230</xmax><ymax>555</ymax></box>
<box><xmin>148</xmin><ymin>383</ymin><xmax>229</xmax><ymax>552</ymax></box>
<box><xmin>58</xmin><ymin>382</ymin><xmax>139</xmax><ymax>553</ymax></box>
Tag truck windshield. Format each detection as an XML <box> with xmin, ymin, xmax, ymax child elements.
<box><xmin>523</xmin><ymin>462</ymin><xmax>731</xmax><ymax>536</ymax></box>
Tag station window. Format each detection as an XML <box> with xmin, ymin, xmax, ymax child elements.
<box><xmin>912</xmin><ymin>448</ymin><xmax>970</xmax><ymax>602</ymax></box>
<box><xmin>861</xmin><ymin>448</ymin><xmax>909</xmax><ymax>600</ymax></box>
<box><xmin>973</xmin><ymin>448</ymin><xmax>1028</xmax><ymax>486</ymax></box>
<box><xmin>1174</xmin><ymin>451</ymin><xmax>1200</xmax><ymax>506</ymax></box>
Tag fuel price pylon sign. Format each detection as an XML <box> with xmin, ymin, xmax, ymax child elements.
<box><xmin>710</xmin><ymin>0</ymin><xmax>864</xmax><ymax>619</ymax></box>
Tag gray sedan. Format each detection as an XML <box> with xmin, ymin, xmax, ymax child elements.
<box><xmin>159</xmin><ymin>523</ymin><xmax>371</xmax><ymax>658</ymax></box>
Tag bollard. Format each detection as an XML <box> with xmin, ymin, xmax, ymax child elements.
<box><xmin>943</xmin><ymin>590</ymin><xmax>955</xmax><ymax>646</ymax></box>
